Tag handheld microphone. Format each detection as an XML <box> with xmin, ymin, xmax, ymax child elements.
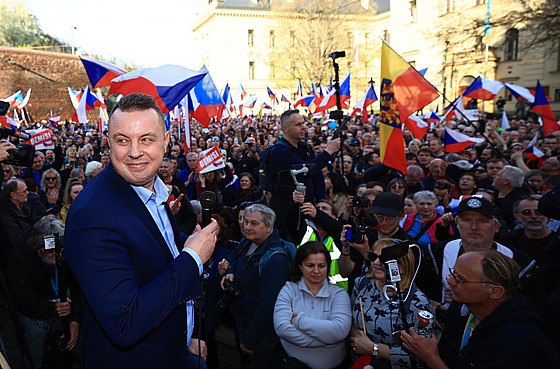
<box><xmin>199</xmin><ymin>191</ymin><xmax>216</xmax><ymax>228</ymax></box>
<box><xmin>0</xmin><ymin>127</ymin><xmax>31</xmax><ymax>140</ymax></box>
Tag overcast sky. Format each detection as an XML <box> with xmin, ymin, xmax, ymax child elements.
<box><xmin>24</xmin><ymin>0</ymin><xmax>201</xmax><ymax>69</ymax></box>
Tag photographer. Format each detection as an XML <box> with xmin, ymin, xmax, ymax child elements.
<box><xmin>7</xmin><ymin>217</ymin><xmax>81</xmax><ymax>368</ymax></box>
<box><xmin>268</xmin><ymin>110</ymin><xmax>340</xmax><ymax>238</ymax></box>
<box><xmin>234</xmin><ymin>136</ymin><xmax>260</xmax><ymax>179</ymax></box>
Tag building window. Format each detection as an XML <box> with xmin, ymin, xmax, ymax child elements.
<box><xmin>270</xmin><ymin>62</ymin><xmax>275</xmax><ymax>79</ymax></box>
<box><xmin>248</xmin><ymin>29</ymin><xmax>254</xmax><ymax>47</ymax></box>
<box><xmin>409</xmin><ymin>0</ymin><xmax>417</xmax><ymax>23</ymax></box>
<box><xmin>474</xmin><ymin>0</ymin><xmax>485</xmax><ymax>5</ymax></box>
<box><xmin>474</xmin><ymin>35</ymin><xmax>484</xmax><ymax>51</ymax></box>
<box><xmin>290</xmin><ymin>31</ymin><xmax>296</xmax><ymax>47</ymax></box>
<box><xmin>554</xmin><ymin>89</ymin><xmax>560</xmax><ymax>102</ymax></box>
<box><xmin>249</xmin><ymin>61</ymin><xmax>255</xmax><ymax>79</ymax></box>
<box><xmin>269</xmin><ymin>30</ymin><xmax>275</xmax><ymax>48</ymax></box>
<box><xmin>504</xmin><ymin>28</ymin><xmax>518</xmax><ymax>61</ymax></box>
<box><xmin>445</xmin><ymin>0</ymin><xmax>454</xmax><ymax>13</ymax></box>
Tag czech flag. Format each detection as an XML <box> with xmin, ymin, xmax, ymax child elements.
<box><xmin>504</xmin><ymin>82</ymin><xmax>535</xmax><ymax>103</ymax></box>
<box><xmin>339</xmin><ymin>73</ymin><xmax>351</xmax><ymax>108</ymax></box>
<box><xmin>17</xmin><ymin>89</ymin><xmax>32</xmax><ymax>111</ymax></box>
<box><xmin>314</xmin><ymin>88</ymin><xmax>337</xmax><ymax>113</ymax></box>
<box><xmin>463</xmin><ymin>76</ymin><xmax>504</xmax><ymax>101</ymax></box>
<box><xmin>311</xmin><ymin>80</ymin><xmax>319</xmax><ymax>96</ymax></box>
<box><xmin>2</xmin><ymin>90</ymin><xmax>24</xmax><ymax>108</ymax></box>
<box><xmin>523</xmin><ymin>133</ymin><xmax>544</xmax><ymax>160</ymax></box>
<box><xmin>297</xmin><ymin>79</ymin><xmax>303</xmax><ymax>97</ymax></box>
<box><xmin>426</xmin><ymin>110</ymin><xmax>441</xmax><ymax>123</ymax></box>
<box><xmin>281</xmin><ymin>94</ymin><xmax>291</xmax><ymax>106</ymax></box>
<box><xmin>80</xmin><ymin>57</ymin><xmax>127</xmax><ymax>89</ymax></box>
<box><xmin>262</xmin><ymin>102</ymin><xmax>272</xmax><ymax>109</ymax></box>
<box><xmin>221</xmin><ymin>83</ymin><xmax>234</xmax><ymax>121</ymax></box>
<box><xmin>267</xmin><ymin>87</ymin><xmax>279</xmax><ymax>105</ymax></box>
<box><xmin>49</xmin><ymin>116</ymin><xmax>61</xmax><ymax>125</ymax></box>
<box><xmin>237</xmin><ymin>83</ymin><xmax>247</xmax><ymax>100</ymax></box>
<box><xmin>186</xmin><ymin>66</ymin><xmax>225</xmax><ymax>128</ymax></box>
<box><xmin>404</xmin><ymin>114</ymin><xmax>429</xmax><ymax>140</ymax></box>
<box><xmin>379</xmin><ymin>42</ymin><xmax>439</xmax><ymax>174</ymax></box>
<box><xmin>443</xmin><ymin>126</ymin><xmax>484</xmax><ymax>152</ymax></box>
<box><xmin>240</xmin><ymin>96</ymin><xmax>258</xmax><ymax>109</ymax></box>
<box><xmin>293</xmin><ymin>95</ymin><xmax>316</xmax><ymax>108</ymax></box>
<box><xmin>0</xmin><ymin>115</ymin><xmax>18</xmax><ymax>129</ymax></box>
<box><xmin>351</xmin><ymin>84</ymin><xmax>378</xmax><ymax>116</ymax></box>
<box><xmin>532</xmin><ymin>80</ymin><xmax>559</xmax><ymax>135</ymax></box>
<box><xmin>109</xmin><ymin>65</ymin><xmax>206</xmax><ymax>114</ymax></box>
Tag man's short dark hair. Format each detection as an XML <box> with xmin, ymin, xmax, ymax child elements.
<box><xmin>418</xmin><ymin>147</ymin><xmax>433</xmax><ymax>156</ymax></box>
<box><xmin>280</xmin><ymin>109</ymin><xmax>300</xmax><ymax>128</ymax></box>
<box><xmin>109</xmin><ymin>93</ymin><xmax>166</xmax><ymax>132</ymax></box>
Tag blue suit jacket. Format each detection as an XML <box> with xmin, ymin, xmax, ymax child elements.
<box><xmin>65</xmin><ymin>163</ymin><xmax>202</xmax><ymax>369</ymax></box>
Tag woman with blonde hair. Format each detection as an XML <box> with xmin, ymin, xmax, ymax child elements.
<box><xmin>349</xmin><ymin>238</ymin><xmax>433</xmax><ymax>369</ymax></box>
<box><xmin>58</xmin><ymin>178</ymin><xmax>84</xmax><ymax>223</ymax></box>
<box><xmin>39</xmin><ymin>168</ymin><xmax>62</xmax><ymax>207</ymax></box>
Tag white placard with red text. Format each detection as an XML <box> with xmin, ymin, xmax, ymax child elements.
<box><xmin>197</xmin><ymin>146</ymin><xmax>225</xmax><ymax>174</ymax></box>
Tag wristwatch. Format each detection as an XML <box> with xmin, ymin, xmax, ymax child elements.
<box><xmin>372</xmin><ymin>342</ymin><xmax>379</xmax><ymax>358</ymax></box>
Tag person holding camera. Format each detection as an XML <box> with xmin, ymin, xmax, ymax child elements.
<box><xmin>219</xmin><ymin>204</ymin><xmax>291</xmax><ymax>369</ymax></box>
<box><xmin>268</xmin><ymin>110</ymin><xmax>340</xmax><ymax>239</ymax></box>
<box><xmin>7</xmin><ymin>217</ymin><xmax>81</xmax><ymax>368</ymax></box>
<box><xmin>349</xmin><ymin>238</ymin><xmax>434</xmax><ymax>369</ymax></box>
<box><xmin>0</xmin><ymin>140</ymin><xmax>16</xmax><ymax>162</ymax></box>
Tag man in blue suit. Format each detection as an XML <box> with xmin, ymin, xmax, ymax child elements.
<box><xmin>65</xmin><ymin>93</ymin><xmax>217</xmax><ymax>369</ymax></box>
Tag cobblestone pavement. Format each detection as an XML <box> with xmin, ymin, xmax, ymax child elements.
<box><xmin>1</xmin><ymin>303</ymin><xmax>244</xmax><ymax>369</ymax></box>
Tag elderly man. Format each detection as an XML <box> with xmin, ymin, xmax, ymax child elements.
<box><xmin>22</xmin><ymin>152</ymin><xmax>45</xmax><ymax>184</ymax></box>
<box><xmin>431</xmin><ymin>197</ymin><xmax>543</xmax><ymax>310</ymax></box>
<box><xmin>65</xmin><ymin>93</ymin><xmax>217</xmax><ymax>369</ymax></box>
<box><xmin>492</xmin><ymin>165</ymin><xmax>528</xmax><ymax>230</ymax></box>
<box><xmin>401</xmin><ymin>249</ymin><xmax>559</xmax><ymax>369</ymax></box>
<box><xmin>221</xmin><ymin>204</ymin><xmax>291</xmax><ymax>369</ymax></box>
<box><xmin>405</xmin><ymin>164</ymin><xmax>425</xmax><ymax>194</ymax></box>
<box><xmin>421</xmin><ymin>159</ymin><xmax>449</xmax><ymax>191</ymax></box>
<box><xmin>179</xmin><ymin>152</ymin><xmax>200</xmax><ymax>200</ymax></box>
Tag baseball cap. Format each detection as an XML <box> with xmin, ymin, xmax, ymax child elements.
<box><xmin>456</xmin><ymin>197</ymin><xmax>495</xmax><ymax>218</ymax></box>
<box><xmin>371</xmin><ymin>192</ymin><xmax>404</xmax><ymax>217</ymax></box>
<box><xmin>350</xmin><ymin>138</ymin><xmax>360</xmax><ymax>146</ymax></box>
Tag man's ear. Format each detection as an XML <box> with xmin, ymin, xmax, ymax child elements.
<box><xmin>487</xmin><ymin>284</ymin><xmax>505</xmax><ymax>300</ymax></box>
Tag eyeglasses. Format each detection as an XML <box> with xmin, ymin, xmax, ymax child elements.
<box><xmin>519</xmin><ymin>209</ymin><xmax>542</xmax><ymax>216</ymax></box>
<box><xmin>448</xmin><ymin>268</ymin><xmax>496</xmax><ymax>285</ymax></box>
<box><xmin>45</xmin><ymin>177</ymin><xmax>57</xmax><ymax>181</ymax></box>
<box><xmin>374</xmin><ymin>215</ymin><xmax>399</xmax><ymax>224</ymax></box>
<box><xmin>15</xmin><ymin>189</ymin><xmax>29</xmax><ymax>194</ymax></box>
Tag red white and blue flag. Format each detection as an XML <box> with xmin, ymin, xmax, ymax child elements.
<box><xmin>2</xmin><ymin>91</ymin><xmax>24</xmax><ymax>108</ymax></box>
<box><xmin>426</xmin><ymin>110</ymin><xmax>441</xmax><ymax>123</ymax></box>
<box><xmin>532</xmin><ymin>80</ymin><xmax>559</xmax><ymax>135</ymax></box>
<box><xmin>186</xmin><ymin>66</ymin><xmax>225</xmax><ymax>128</ymax></box>
<box><xmin>267</xmin><ymin>87</ymin><xmax>279</xmax><ymax>105</ymax></box>
<box><xmin>463</xmin><ymin>76</ymin><xmax>504</xmax><ymax>101</ymax></box>
<box><xmin>109</xmin><ymin>65</ymin><xmax>206</xmax><ymax>114</ymax></box>
<box><xmin>297</xmin><ymin>79</ymin><xmax>303</xmax><ymax>97</ymax></box>
<box><xmin>314</xmin><ymin>88</ymin><xmax>337</xmax><ymax>113</ymax></box>
<box><xmin>311</xmin><ymin>80</ymin><xmax>319</xmax><ymax>96</ymax></box>
<box><xmin>339</xmin><ymin>73</ymin><xmax>351</xmax><ymax>108</ymax></box>
<box><xmin>240</xmin><ymin>96</ymin><xmax>258</xmax><ymax>109</ymax></box>
<box><xmin>17</xmin><ymin>89</ymin><xmax>32</xmax><ymax>111</ymax></box>
<box><xmin>523</xmin><ymin>132</ymin><xmax>545</xmax><ymax>160</ymax></box>
<box><xmin>0</xmin><ymin>115</ymin><xmax>18</xmax><ymax>129</ymax></box>
<box><xmin>80</xmin><ymin>57</ymin><xmax>127</xmax><ymax>89</ymax></box>
<box><xmin>49</xmin><ymin>116</ymin><xmax>61</xmax><ymax>125</ymax></box>
<box><xmin>443</xmin><ymin>126</ymin><xmax>484</xmax><ymax>152</ymax></box>
<box><xmin>237</xmin><ymin>83</ymin><xmax>247</xmax><ymax>100</ymax></box>
<box><xmin>262</xmin><ymin>102</ymin><xmax>272</xmax><ymax>109</ymax></box>
<box><xmin>293</xmin><ymin>95</ymin><xmax>316</xmax><ymax>108</ymax></box>
<box><xmin>27</xmin><ymin>128</ymin><xmax>54</xmax><ymax>150</ymax></box>
<box><xmin>281</xmin><ymin>94</ymin><xmax>291</xmax><ymax>105</ymax></box>
<box><xmin>504</xmin><ymin>82</ymin><xmax>535</xmax><ymax>103</ymax></box>
<box><xmin>221</xmin><ymin>83</ymin><xmax>234</xmax><ymax>121</ymax></box>
<box><xmin>351</xmin><ymin>84</ymin><xmax>378</xmax><ymax>116</ymax></box>
<box><xmin>404</xmin><ymin>114</ymin><xmax>429</xmax><ymax>140</ymax></box>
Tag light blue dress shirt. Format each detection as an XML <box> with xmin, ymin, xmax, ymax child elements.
<box><xmin>131</xmin><ymin>175</ymin><xmax>202</xmax><ymax>346</ymax></box>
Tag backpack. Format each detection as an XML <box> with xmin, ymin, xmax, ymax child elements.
<box><xmin>258</xmin><ymin>139</ymin><xmax>288</xmax><ymax>191</ymax></box>
<box><xmin>258</xmin><ymin>239</ymin><xmax>297</xmax><ymax>277</ymax></box>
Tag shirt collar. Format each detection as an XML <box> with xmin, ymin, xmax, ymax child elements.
<box><xmin>131</xmin><ymin>175</ymin><xmax>170</xmax><ymax>205</ymax></box>
<box><xmin>297</xmin><ymin>278</ymin><xmax>330</xmax><ymax>298</ymax></box>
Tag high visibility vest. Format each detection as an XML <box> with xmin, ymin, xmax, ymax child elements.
<box><xmin>299</xmin><ymin>226</ymin><xmax>349</xmax><ymax>291</ymax></box>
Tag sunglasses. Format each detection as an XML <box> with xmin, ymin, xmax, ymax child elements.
<box><xmin>45</xmin><ymin>177</ymin><xmax>57</xmax><ymax>181</ymax></box>
<box><xmin>367</xmin><ymin>251</ymin><xmax>379</xmax><ymax>262</ymax></box>
<box><xmin>434</xmin><ymin>182</ymin><xmax>451</xmax><ymax>190</ymax></box>
<box><xmin>474</xmin><ymin>169</ymin><xmax>486</xmax><ymax>173</ymax></box>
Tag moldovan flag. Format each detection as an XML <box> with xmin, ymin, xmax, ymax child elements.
<box><xmin>443</xmin><ymin>126</ymin><xmax>484</xmax><ymax>152</ymax></box>
<box><xmin>197</xmin><ymin>146</ymin><xmax>225</xmax><ymax>174</ymax></box>
<box><xmin>523</xmin><ymin>133</ymin><xmax>544</xmax><ymax>160</ymax></box>
<box><xmin>532</xmin><ymin>80</ymin><xmax>559</xmax><ymax>135</ymax></box>
<box><xmin>109</xmin><ymin>65</ymin><xmax>206</xmax><ymax>114</ymax></box>
<box><xmin>379</xmin><ymin>42</ymin><xmax>439</xmax><ymax>173</ymax></box>
<box><xmin>26</xmin><ymin>128</ymin><xmax>54</xmax><ymax>150</ymax></box>
<box><xmin>80</xmin><ymin>57</ymin><xmax>127</xmax><ymax>89</ymax></box>
<box><xmin>463</xmin><ymin>76</ymin><xmax>504</xmax><ymax>101</ymax></box>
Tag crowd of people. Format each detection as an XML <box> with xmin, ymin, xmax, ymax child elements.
<box><xmin>0</xmin><ymin>97</ymin><xmax>559</xmax><ymax>369</ymax></box>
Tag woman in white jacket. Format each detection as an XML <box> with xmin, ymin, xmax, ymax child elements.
<box><xmin>273</xmin><ymin>241</ymin><xmax>352</xmax><ymax>369</ymax></box>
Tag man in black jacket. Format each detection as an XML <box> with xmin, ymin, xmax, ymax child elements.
<box><xmin>401</xmin><ymin>249</ymin><xmax>559</xmax><ymax>369</ymax></box>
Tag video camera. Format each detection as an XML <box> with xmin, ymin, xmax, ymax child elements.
<box><xmin>0</xmin><ymin>127</ymin><xmax>35</xmax><ymax>166</ymax></box>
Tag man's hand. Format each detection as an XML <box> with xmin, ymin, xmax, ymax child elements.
<box><xmin>218</xmin><ymin>258</ymin><xmax>229</xmax><ymax>277</ymax></box>
<box><xmin>300</xmin><ymin>202</ymin><xmax>317</xmax><ymax>218</ymax></box>
<box><xmin>0</xmin><ymin>140</ymin><xmax>16</xmax><ymax>161</ymax></box>
<box><xmin>55</xmin><ymin>299</ymin><xmax>71</xmax><ymax>317</ymax></box>
<box><xmin>221</xmin><ymin>273</ymin><xmax>234</xmax><ymax>290</ymax></box>
<box><xmin>325</xmin><ymin>138</ymin><xmax>341</xmax><ymax>155</ymax></box>
<box><xmin>401</xmin><ymin>328</ymin><xmax>447</xmax><ymax>369</ymax></box>
<box><xmin>183</xmin><ymin>219</ymin><xmax>217</xmax><ymax>264</ymax></box>
<box><xmin>63</xmin><ymin>321</ymin><xmax>80</xmax><ymax>350</ymax></box>
<box><xmin>341</xmin><ymin>224</ymin><xmax>369</xmax><ymax>259</ymax></box>
<box><xmin>240</xmin><ymin>342</ymin><xmax>255</xmax><ymax>355</ymax></box>
<box><xmin>292</xmin><ymin>189</ymin><xmax>305</xmax><ymax>204</ymax></box>
<box><xmin>441</xmin><ymin>212</ymin><xmax>454</xmax><ymax>227</ymax></box>
<box><xmin>188</xmin><ymin>338</ymin><xmax>207</xmax><ymax>361</ymax></box>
